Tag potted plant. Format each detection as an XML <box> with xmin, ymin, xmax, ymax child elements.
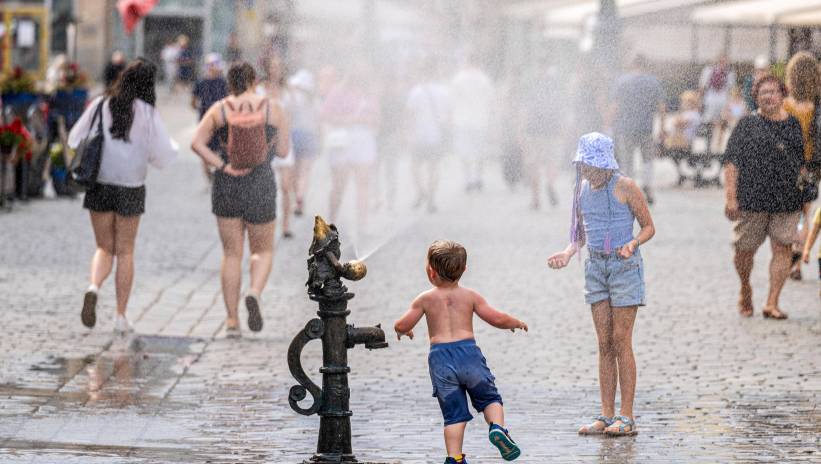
<box><xmin>1</xmin><ymin>67</ymin><xmax>38</xmax><ymax>111</ymax></box>
<box><xmin>0</xmin><ymin>118</ymin><xmax>33</xmax><ymax>206</ymax></box>
<box><xmin>0</xmin><ymin>118</ymin><xmax>33</xmax><ymax>162</ymax></box>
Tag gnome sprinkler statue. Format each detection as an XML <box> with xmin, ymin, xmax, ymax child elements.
<box><xmin>288</xmin><ymin>216</ymin><xmax>388</xmax><ymax>463</ymax></box>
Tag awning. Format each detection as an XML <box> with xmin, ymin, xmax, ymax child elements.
<box><xmin>546</xmin><ymin>0</ymin><xmax>712</xmax><ymax>26</ymax></box>
<box><xmin>691</xmin><ymin>0</ymin><xmax>821</xmax><ymax>27</ymax></box>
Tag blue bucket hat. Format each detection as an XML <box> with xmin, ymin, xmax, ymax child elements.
<box><xmin>573</xmin><ymin>132</ymin><xmax>619</xmax><ymax>170</ymax></box>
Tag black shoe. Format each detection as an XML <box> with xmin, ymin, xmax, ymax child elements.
<box><xmin>245</xmin><ymin>294</ymin><xmax>263</xmax><ymax>332</ymax></box>
<box><xmin>283</xmin><ymin>230</ymin><xmax>294</xmax><ymax>239</ymax></box>
<box><xmin>82</xmin><ymin>290</ymin><xmax>97</xmax><ymax>328</ymax></box>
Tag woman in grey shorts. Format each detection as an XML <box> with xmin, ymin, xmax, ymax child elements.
<box><xmin>191</xmin><ymin>62</ymin><xmax>289</xmax><ymax>338</ymax></box>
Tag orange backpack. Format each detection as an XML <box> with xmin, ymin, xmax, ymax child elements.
<box><xmin>221</xmin><ymin>99</ymin><xmax>270</xmax><ymax>169</ymax></box>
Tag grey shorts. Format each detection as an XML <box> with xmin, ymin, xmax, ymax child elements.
<box><xmin>584</xmin><ymin>248</ymin><xmax>646</xmax><ymax>307</ymax></box>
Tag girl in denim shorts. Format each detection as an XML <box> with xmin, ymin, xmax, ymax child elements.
<box><xmin>548</xmin><ymin>133</ymin><xmax>655</xmax><ymax>437</ymax></box>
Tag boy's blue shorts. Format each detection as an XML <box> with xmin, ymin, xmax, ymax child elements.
<box><xmin>428</xmin><ymin>338</ymin><xmax>503</xmax><ymax>426</ymax></box>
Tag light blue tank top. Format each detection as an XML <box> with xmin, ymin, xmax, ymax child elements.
<box><xmin>580</xmin><ymin>173</ymin><xmax>635</xmax><ymax>252</ymax></box>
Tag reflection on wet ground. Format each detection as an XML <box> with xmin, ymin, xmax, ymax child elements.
<box><xmin>0</xmin><ymin>335</ymin><xmax>205</xmax><ymax>462</ymax></box>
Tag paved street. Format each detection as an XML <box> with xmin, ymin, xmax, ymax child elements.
<box><xmin>0</xmin><ymin>97</ymin><xmax>819</xmax><ymax>464</ymax></box>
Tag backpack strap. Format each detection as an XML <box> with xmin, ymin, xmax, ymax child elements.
<box><xmin>220</xmin><ymin>101</ymin><xmax>228</xmax><ymax>126</ymax></box>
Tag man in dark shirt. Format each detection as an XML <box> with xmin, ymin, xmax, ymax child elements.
<box><xmin>723</xmin><ymin>76</ymin><xmax>804</xmax><ymax>320</ymax></box>
<box><xmin>610</xmin><ymin>55</ymin><xmax>665</xmax><ymax>204</ymax></box>
<box><xmin>191</xmin><ymin>54</ymin><xmax>228</xmax><ymax>120</ymax></box>
<box><xmin>191</xmin><ymin>54</ymin><xmax>227</xmax><ymax>184</ymax></box>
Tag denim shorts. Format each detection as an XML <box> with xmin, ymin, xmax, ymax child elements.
<box><xmin>428</xmin><ymin>339</ymin><xmax>503</xmax><ymax>426</ymax></box>
<box><xmin>584</xmin><ymin>248</ymin><xmax>646</xmax><ymax>307</ymax></box>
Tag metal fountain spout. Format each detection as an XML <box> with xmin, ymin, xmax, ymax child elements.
<box><xmin>287</xmin><ymin>216</ymin><xmax>388</xmax><ymax>464</ymax></box>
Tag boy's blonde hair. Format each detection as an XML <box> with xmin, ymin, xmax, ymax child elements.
<box><xmin>427</xmin><ymin>240</ymin><xmax>467</xmax><ymax>282</ymax></box>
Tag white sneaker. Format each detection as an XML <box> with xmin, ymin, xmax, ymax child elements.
<box><xmin>114</xmin><ymin>315</ymin><xmax>133</xmax><ymax>335</ymax></box>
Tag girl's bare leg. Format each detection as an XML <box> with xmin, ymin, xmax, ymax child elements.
<box><xmin>217</xmin><ymin>217</ymin><xmax>245</xmax><ymax>328</ymax></box>
<box><xmin>112</xmin><ymin>214</ymin><xmax>141</xmax><ymax>316</ymax></box>
<box><xmin>246</xmin><ymin>220</ymin><xmax>275</xmax><ymax>296</ymax></box>
<box><xmin>89</xmin><ymin>211</ymin><xmax>115</xmax><ymax>288</ymax></box>
<box><xmin>607</xmin><ymin>305</ymin><xmax>638</xmax><ymax>431</ymax></box>
<box><xmin>591</xmin><ymin>301</ymin><xmax>617</xmax><ymax>419</ymax></box>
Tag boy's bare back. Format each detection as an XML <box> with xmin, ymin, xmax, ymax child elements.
<box><xmin>417</xmin><ymin>286</ymin><xmax>480</xmax><ymax>344</ymax></box>
<box><xmin>396</xmin><ymin>283</ymin><xmax>527</xmax><ymax>344</ymax></box>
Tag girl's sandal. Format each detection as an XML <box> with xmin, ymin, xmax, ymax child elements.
<box><xmin>578</xmin><ymin>415</ymin><xmax>613</xmax><ymax>435</ymax></box>
<box><xmin>604</xmin><ymin>415</ymin><xmax>638</xmax><ymax>437</ymax></box>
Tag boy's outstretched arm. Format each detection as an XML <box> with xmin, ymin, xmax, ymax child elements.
<box><xmin>473</xmin><ymin>292</ymin><xmax>528</xmax><ymax>332</ymax></box>
<box><xmin>394</xmin><ymin>296</ymin><xmax>425</xmax><ymax>341</ymax></box>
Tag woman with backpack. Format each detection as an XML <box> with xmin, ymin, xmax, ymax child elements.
<box><xmin>191</xmin><ymin>62</ymin><xmax>289</xmax><ymax>338</ymax></box>
<box><xmin>68</xmin><ymin>59</ymin><xmax>178</xmax><ymax>334</ymax></box>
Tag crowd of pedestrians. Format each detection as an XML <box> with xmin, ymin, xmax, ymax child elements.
<box><xmin>41</xmin><ymin>40</ymin><xmax>819</xmax><ymax>464</ymax></box>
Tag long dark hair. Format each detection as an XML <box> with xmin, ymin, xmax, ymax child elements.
<box><xmin>108</xmin><ymin>59</ymin><xmax>157</xmax><ymax>141</ymax></box>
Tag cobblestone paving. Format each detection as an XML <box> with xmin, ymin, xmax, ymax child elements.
<box><xmin>0</xmin><ymin>98</ymin><xmax>819</xmax><ymax>463</ymax></box>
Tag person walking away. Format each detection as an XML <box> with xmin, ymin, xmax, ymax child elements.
<box><xmin>406</xmin><ymin>57</ymin><xmax>451</xmax><ymax>213</ymax></box>
<box><xmin>395</xmin><ymin>240</ymin><xmax>528</xmax><ymax>463</ymax></box>
<box><xmin>373</xmin><ymin>67</ymin><xmax>407</xmax><ymax>212</ymax></box>
<box><xmin>723</xmin><ymin>76</ymin><xmax>805</xmax><ymax>320</ymax></box>
<box><xmin>258</xmin><ymin>54</ymin><xmax>296</xmax><ymax>239</ymax></box>
<box><xmin>609</xmin><ymin>55</ymin><xmax>665</xmax><ymax>205</ymax></box>
<box><xmin>523</xmin><ymin>62</ymin><xmax>563</xmax><ymax>209</ymax></box>
<box><xmin>450</xmin><ymin>53</ymin><xmax>494</xmax><ymax>192</ymax></box>
<box><xmin>191</xmin><ymin>53</ymin><xmax>228</xmax><ymax>184</ymax></box>
<box><xmin>190</xmin><ymin>62</ymin><xmax>290</xmax><ymax>337</ymax></box>
<box><xmin>699</xmin><ymin>54</ymin><xmax>736</xmax><ymax>148</ymax></box>
<box><xmin>321</xmin><ymin>62</ymin><xmax>380</xmax><ymax>237</ymax></box>
<box><xmin>287</xmin><ymin>69</ymin><xmax>321</xmax><ymax>217</ymax></box>
<box><xmin>160</xmin><ymin>40</ymin><xmax>180</xmax><ymax>91</ymax></box>
<box><xmin>782</xmin><ymin>52</ymin><xmax>821</xmax><ymax>281</ymax></box>
<box><xmin>68</xmin><ymin>59</ymin><xmax>178</xmax><ymax>334</ymax></box>
<box><xmin>547</xmin><ymin>132</ymin><xmax>655</xmax><ymax>437</ymax></box>
<box><xmin>175</xmin><ymin>35</ymin><xmax>195</xmax><ymax>93</ymax></box>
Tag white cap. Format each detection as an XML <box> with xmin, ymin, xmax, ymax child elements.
<box><xmin>754</xmin><ymin>55</ymin><xmax>770</xmax><ymax>70</ymax></box>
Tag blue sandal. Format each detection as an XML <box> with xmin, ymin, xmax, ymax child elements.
<box><xmin>605</xmin><ymin>415</ymin><xmax>638</xmax><ymax>436</ymax></box>
<box><xmin>578</xmin><ymin>415</ymin><xmax>613</xmax><ymax>435</ymax></box>
<box><xmin>489</xmin><ymin>423</ymin><xmax>521</xmax><ymax>461</ymax></box>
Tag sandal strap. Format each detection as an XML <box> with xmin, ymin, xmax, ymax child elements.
<box><xmin>594</xmin><ymin>415</ymin><xmax>614</xmax><ymax>426</ymax></box>
<box><xmin>612</xmin><ymin>415</ymin><xmax>635</xmax><ymax>430</ymax></box>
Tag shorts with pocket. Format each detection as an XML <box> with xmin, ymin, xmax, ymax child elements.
<box><xmin>83</xmin><ymin>183</ymin><xmax>146</xmax><ymax>216</ymax></box>
<box><xmin>585</xmin><ymin>248</ymin><xmax>646</xmax><ymax>307</ymax></box>
<box><xmin>733</xmin><ymin>211</ymin><xmax>801</xmax><ymax>251</ymax></box>
<box><xmin>428</xmin><ymin>338</ymin><xmax>503</xmax><ymax>426</ymax></box>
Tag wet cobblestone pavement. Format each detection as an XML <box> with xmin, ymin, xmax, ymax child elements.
<box><xmin>0</xmin><ymin>100</ymin><xmax>819</xmax><ymax>463</ymax></box>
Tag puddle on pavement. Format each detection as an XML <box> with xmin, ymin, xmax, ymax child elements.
<box><xmin>3</xmin><ymin>335</ymin><xmax>204</xmax><ymax>410</ymax></box>
<box><xmin>0</xmin><ymin>335</ymin><xmax>207</xmax><ymax>460</ymax></box>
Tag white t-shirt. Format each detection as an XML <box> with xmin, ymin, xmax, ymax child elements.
<box><xmin>406</xmin><ymin>81</ymin><xmax>450</xmax><ymax>146</ymax></box>
<box><xmin>450</xmin><ymin>67</ymin><xmax>494</xmax><ymax>130</ymax></box>
<box><xmin>68</xmin><ymin>96</ymin><xmax>178</xmax><ymax>188</ymax></box>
